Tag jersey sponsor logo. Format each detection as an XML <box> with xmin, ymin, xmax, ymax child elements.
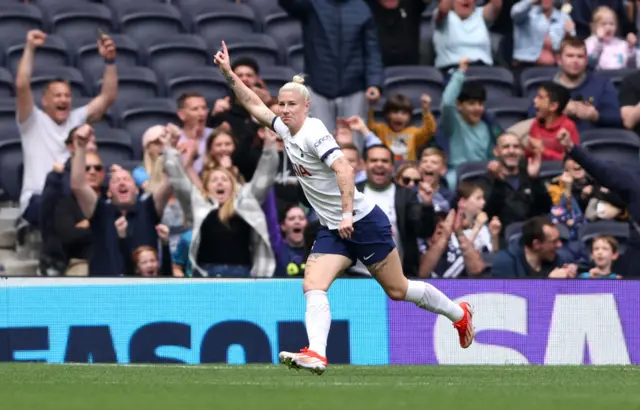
<box><xmin>313</xmin><ymin>134</ymin><xmax>335</xmax><ymax>148</ymax></box>
<box><xmin>292</xmin><ymin>163</ymin><xmax>312</xmax><ymax>177</ymax></box>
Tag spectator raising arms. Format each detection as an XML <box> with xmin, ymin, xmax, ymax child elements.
<box><xmin>511</xmin><ymin>0</ymin><xmax>575</xmax><ymax>69</ymax></box>
<box><xmin>367</xmin><ymin>93</ymin><xmax>437</xmax><ymax>162</ymax></box>
<box><xmin>433</xmin><ymin>0</ymin><xmax>503</xmax><ymax>72</ymax></box>
<box><xmin>16</xmin><ymin>30</ymin><xmax>118</xmax><ymax>229</ymax></box>
<box><xmin>163</xmin><ymin>125</ymin><xmax>279</xmax><ymax>278</ymax></box>
<box><xmin>586</xmin><ymin>6</ymin><xmax>638</xmax><ymax>70</ymax></box>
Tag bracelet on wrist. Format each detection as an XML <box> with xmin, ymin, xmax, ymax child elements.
<box><xmin>104</xmin><ymin>58</ymin><xmax>116</xmax><ymax>65</ymax></box>
<box><xmin>342</xmin><ymin>212</ymin><xmax>354</xmax><ymax>219</ymax></box>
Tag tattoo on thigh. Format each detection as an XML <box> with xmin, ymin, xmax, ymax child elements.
<box><xmin>306</xmin><ymin>253</ymin><xmax>326</xmax><ymax>266</ymax></box>
<box><xmin>367</xmin><ymin>258</ymin><xmax>389</xmax><ymax>277</ymax></box>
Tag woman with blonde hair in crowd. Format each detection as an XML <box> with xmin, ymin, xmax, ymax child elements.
<box><xmin>395</xmin><ymin>161</ymin><xmax>422</xmax><ymax>190</ymax></box>
<box><xmin>133</xmin><ymin>124</ymin><xmax>188</xmax><ymax>252</ymax></box>
<box><xmin>163</xmin><ymin>126</ymin><xmax>279</xmax><ymax>277</ymax></box>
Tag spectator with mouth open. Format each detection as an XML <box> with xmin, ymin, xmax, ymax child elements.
<box><xmin>274</xmin><ymin>205</ymin><xmax>308</xmax><ymax>277</ymax></box>
<box><xmin>70</xmin><ymin>125</ymin><xmax>173</xmax><ymax>276</ymax></box>
<box><xmin>16</xmin><ymin>29</ymin><xmax>118</xmax><ymax>229</ymax></box>
<box><xmin>176</xmin><ymin>92</ymin><xmax>213</xmax><ymax>175</ymax></box>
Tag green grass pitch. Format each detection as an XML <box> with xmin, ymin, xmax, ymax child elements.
<box><xmin>0</xmin><ymin>363</ymin><xmax>639</xmax><ymax>410</ymax></box>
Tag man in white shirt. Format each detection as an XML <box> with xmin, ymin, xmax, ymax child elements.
<box><xmin>16</xmin><ymin>30</ymin><xmax>118</xmax><ymax>228</ymax></box>
<box><xmin>357</xmin><ymin>144</ymin><xmax>436</xmax><ymax>277</ymax></box>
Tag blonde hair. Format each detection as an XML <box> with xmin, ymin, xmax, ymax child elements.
<box><xmin>279</xmin><ymin>75</ymin><xmax>310</xmax><ymax>101</ymax></box>
<box><xmin>591</xmin><ymin>6</ymin><xmax>617</xmax><ymax>34</ymax></box>
<box><xmin>202</xmin><ymin>167</ymin><xmax>239</xmax><ymax>225</ymax></box>
<box><xmin>141</xmin><ymin>125</ymin><xmax>166</xmax><ymax>193</ymax></box>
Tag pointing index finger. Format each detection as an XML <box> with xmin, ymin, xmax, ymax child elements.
<box><xmin>222</xmin><ymin>41</ymin><xmax>229</xmax><ymax>57</ymax></box>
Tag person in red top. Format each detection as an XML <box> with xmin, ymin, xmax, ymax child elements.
<box><xmin>529</xmin><ymin>81</ymin><xmax>580</xmax><ymax>160</ymax></box>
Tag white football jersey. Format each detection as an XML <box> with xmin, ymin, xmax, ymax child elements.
<box><xmin>272</xmin><ymin>116</ymin><xmax>374</xmax><ymax>229</ymax></box>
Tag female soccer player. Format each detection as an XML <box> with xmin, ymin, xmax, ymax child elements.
<box><xmin>214</xmin><ymin>42</ymin><xmax>474</xmax><ymax>374</ymax></box>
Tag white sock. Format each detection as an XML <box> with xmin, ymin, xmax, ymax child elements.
<box><xmin>404</xmin><ymin>280</ymin><xmax>464</xmax><ymax>322</ymax></box>
<box><xmin>304</xmin><ymin>290</ymin><xmax>331</xmax><ymax>358</ymax></box>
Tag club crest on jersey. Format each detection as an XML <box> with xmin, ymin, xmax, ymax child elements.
<box><xmin>313</xmin><ymin>134</ymin><xmax>334</xmax><ymax>147</ymax></box>
<box><xmin>292</xmin><ymin>163</ymin><xmax>312</xmax><ymax>177</ymax></box>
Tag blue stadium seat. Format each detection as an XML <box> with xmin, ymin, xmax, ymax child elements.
<box><xmin>92</xmin><ymin>122</ymin><xmax>135</xmax><ymax>164</ymax></box>
<box><xmin>595</xmin><ymin>68</ymin><xmax>636</xmax><ymax>91</ymax></box>
<box><xmin>579</xmin><ymin>220</ymin><xmax>629</xmax><ymax>254</ymax></box>
<box><xmin>192</xmin><ymin>3</ymin><xmax>257</xmax><ymax>41</ymax></box>
<box><xmin>240</xmin><ymin>0</ymin><xmax>285</xmax><ymax>18</ymax></box>
<box><xmin>384</xmin><ymin>66</ymin><xmax>444</xmax><ymax>107</ymax></box>
<box><xmin>147</xmin><ymin>35</ymin><xmax>209</xmax><ymax>77</ymax></box>
<box><xmin>466</xmin><ymin>66</ymin><xmax>515</xmax><ymax>99</ymax></box>
<box><xmin>485</xmin><ymin>98</ymin><xmax>531</xmax><ymax>129</ymax></box>
<box><xmin>50</xmin><ymin>3</ymin><xmax>115</xmax><ymax>48</ymax></box>
<box><xmin>120</xmin><ymin>101</ymin><xmax>180</xmax><ymax>158</ymax></box>
<box><xmin>0</xmin><ymin>122</ymin><xmax>19</xmax><ymax>142</ymax></box>
<box><xmin>0</xmin><ymin>4</ymin><xmax>44</xmax><ymax>49</ymax></box>
<box><xmin>581</xmin><ymin>129</ymin><xmax>640</xmax><ymax>163</ymax></box>
<box><xmin>119</xmin><ymin>4</ymin><xmax>185</xmax><ymax>47</ymax></box>
<box><xmin>0</xmin><ymin>69</ymin><xmax>13</xmax><ymax>97</ymax></box>
<box><xmin>76</xmin><ymin>35</ymin><xmax>141</xmax><ymax>83</ymax></box>
<box><xmin>102</xmin><ymin>0</ymin><xmax>164</xmax><ymax>11</ymax></box>
<box><xmin>504</xmin><ymin>221</ymin><xmax>524</xmax><ymax>245</ymax></box>
<box><xmin>260</xmin><ymin>65</ymin><xmax>297</xmax><ymax>97</ymax></box>
<box><xmin>0</xmin><ymin>140</ymin><xmax>23</xmax><ymax>202</ymax></box>
<box><xmin>539</xmin><ymin>161</ymin><xmax>563</xmax><ymax>180</ymax></box>
<box><xmin>456</xmin><ymin>161</ymin><xmax>488</xmax><ymax>184</ymax></box>
<box><xmin>264</xmin><ymin>13</ymin><xmax>302</xmax><ymax>49</ymax></box>
<box><xmin>0</xmin><ymin>98</ymin><xmax>15</xmax><ymax>134</ymax></box>
<box><xmin>520</xmin><ymin>66</ymin><xmax>557</xmax><ymax>99</ymax></box>
<box><xmin>97</xmin><ymin>67</ymin><xmax>160</xmax><ymax>101</ymax></box>
<box><xmin>31</xmin><ymin>0</ymin><xmax>94</xmax><ymax>14</ymax></box>
<box><xmin>31</xmin><ymin>67</ymin><xmax>88</xmax><ymax>101</ymax></box>
<box><xmin>287</xmin><ymin>44</ymin><xmax>304</xmax><ymax>74</ymax></box>
<box><xmin>165</xmin><ymin>67</ymin><xmax>229</xmax><ymax>102</ymax></box>
<box><xmin>5</xmin><ymin>35</ymin><xmax>70</xmax><ymax>75</ymax></box>
<box><xmin>206</xmin><ymin>34</ymin><xmax>281</xmax><ymax>68</ymax></box>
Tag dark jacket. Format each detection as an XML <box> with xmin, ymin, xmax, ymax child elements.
<box><xmin>483</xmin><ymin>160</ymin><xmax>553</xmax><ymax>247</ymax></box>
<box><xmin>54</xmin><ymin>195</ymin><xmax>93</xmax><ymax>262</ymax></box>
<box><xmin>357</xmin><ymin>181</ymin><xmax>435</xmax><ymax>277</ymax></box>
<box><xmin>492</xmin><ymin>241</ymin><xmax>569</xmax><ymax>278</ymax></box>
<box><xmin>568</xmin><ymin>145</ymin><xmax>640</xmax><ymax>277</ymax></box>
<box><xmin>279</xmin><ymin>0</ymin><xmax>384</xmax><ymax>99</ymax></box>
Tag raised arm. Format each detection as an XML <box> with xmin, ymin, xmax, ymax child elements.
<box><xmin>247</xmin><ymin>130</ymin><xmax>279</xmax><ymax>204</ymax></box>
<box><xmin>214</xmin><ymin>42</ymin><xmax>275</xmax><ymax>127</ymax></box>
<box><xmin>15</xmin><ymin>30</ymin><xmax>46</xmax><ymax>124</ymax></box>
<box><xmin>482</xmin><ymin>0</ymin><xmax>503</xmax><ymax>24</ymax></box>
<box><xmin>70</xmin><ymin>125</ymin><xmax>99</xmax><ymax>219</ymax></box>
<box><xmin>86</xmin><ymin>34</ymin><xmax>118</xmax><ymax>123</ymax></box>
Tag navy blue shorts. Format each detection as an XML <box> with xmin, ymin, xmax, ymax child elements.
<box><xmin>311</xmin><ymin>205</ymin><xmax>396</xmax><ymax>266</ymax></box>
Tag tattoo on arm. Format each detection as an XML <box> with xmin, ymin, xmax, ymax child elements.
<box><xmin>335</xmin><ymin>159</ymin><xmax>354</xmax><ymax>213</ymax></box>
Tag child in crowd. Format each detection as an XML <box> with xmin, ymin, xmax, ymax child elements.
<box><xmin>419</xmin><ymin>147</ymin><xmax>455</xmax><ymax>204</ymax></box>
<box><xmin>530</xmin><ymin>82</ymin><xmax>580</xmax><ymax>160</ymax></box>
<box><xmin>367</xmin><ymin>93</ymin><xmax>437</xmax><ymax>162</ymax></box>
<box><xmin>586</xmin><ymin>6</ymin><xmax>638</xmax><ymax>71</ymax></box>
<box><xmin>172</xmin><ymin>229</ymin><xmax>193</xmax><ymax>277</ymax></box>
<box><xmin>440</xmin><ymin>58</ymin><xmax>502</xmax><ymax>189</ymax></box>
<box><xmin>456</xmin><ymin>181</ymin><xmax>502</xmax><ymax>253</ymax></box>
<box><xmin>578</xmin><ymin>235</ymin><xmax>621</xmax><ymax>279</ymax></box>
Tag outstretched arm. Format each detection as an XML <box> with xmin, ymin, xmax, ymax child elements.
<box><xmin>214</xmin><ymin>42</ymin><xmax>275</xmax><ymax>127</ymax></box>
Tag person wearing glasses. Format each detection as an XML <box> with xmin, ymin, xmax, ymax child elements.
<box><xmin>357</xmin><ymin>144</ymin><xmax>436</xmax><ymax>277</ymax></box>
<box><xmin>395</xmin><ymin>162</ymin><xmax>422</xmax><ymax>189</ymax></box>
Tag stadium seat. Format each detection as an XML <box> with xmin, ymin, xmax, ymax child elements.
<box><xmin>0</xmin><ymin>69</ymin><xmax>13</xmax><ymax>98</ymax></box>
<box><xmin>595</xmin><ymin>68</ymin><xmax>636</xmax><ymax>91</ymax></box>
<box><xmin>31</xmin><ymin>0</ymin><xmax>94</xmax><ymax>14</ymax></box>
<box><xmin>120</xmin><ymin>101</ymin><xmax>180</xmax><ymax>158</ymax></box>
<box><xmin>287</xmin><ymin>44</ymin><xmax>304</xmax><ymax>74</ymax></box>
<box><xmin>97</xmin><ymin>67</ymin><xmax>160</xmax><ymax>101</ymax></box>
<box><xmin>260</xmin><ymin>66</ymin><xmax>297</xmax><ymax>97</ymax></box>
<box><xmin>92</xmin><ymin>123</ymin><xmax>135</xmax><ymax>164</ymax></box>
<box><xmin>0</xmin><ymin>122</ymin><xmax>19</xmax><ymax>143</ymax></box>
<box><xmin>504</xmin><ymin>221</ymin><xmax>524</xmax><ymax>245</ymax></box>
<box><xmin>102</xmin><ymin>0</ymin><xmax>165</xmax><ymax>11</ymax></box>
<box><xmin>465</xmin><ymin>66</ymin><xmax>515</xmax><ymax>99</ymax></box>
<box><xmin>50</xmin><ymin>3</ymin><xmax>115</xmax><ymax>48</ymax></box>
<box><xmin>5</xmin><ymin>35</ymin><xmax>70</xmax><ymax>75</ymax></box>
<box><xmin>581</xmin><ymin>129</ymin><xmax>640</xmax><ymax>163</ymax></box>
<box><xmin>31</xmin><ymin>67</ymin><xmax>88</xmax><ymax>101</ymax></box>
<box><xmin>192</xmin><ymin>3</ymin><xmax>257</xmax><ymax>41</ymax></box>
<box><xmin>456</xmin><ymin>161</ymin><xmax>488</xmax><ymax>185</ymax></box>
<box><xmin>119</xmin><ymin>4</ymin><xmax>185</xmax><ymax>47</ymax></box>
<box><xmin>0</xmin><ymin>99</ymin><xmax>16</xmax><ymax>133</ymax></box>
<box><xmin>485</xmin><ymin>98</ymin><xmax>531</xmax><ymax>129</ymax></box>
<box><xmin>520</xmin><ymin>66</ymin><xmax>557</xmax><ymax>99</ymax></box>
<box><xmin>0</xmin><ymin>4</ymin><xmax>44</xmax><ymax>49</ymax></box>
<box><xmin>264</xmin><ymin>13</ymin><xmax>303</xmax><ymax>49</ymax></box>
<box><xmin>76</xmin><ymin>35</ymin><xmax>141</xmax><ymax>83</ymax></box>
<box><xmin>384</xmin><ymin>66</ymin><xmax>444</xmax><ymax>108</ymax></box>
<box><xmin>539</xmin><ymin>161</ymin><xmax>563</xmax><ymax>180</ymax></box>
<box><xmin>146</xmin><ymin>35</ymin><xmax>209</xmax><ymax>77</ymax></box>
<box><xmin>579</xmin><ymin>220</ymin><xmax>629</xmax><ymax>243</ymax></box>
<box><xmin>240</xmin><ymin>0</ymin><xmax>286</xmax><ymax>18</ymax></box>
<box><xmin>0</xmin><ymin>140</ymin><xmax>23</xmax><ymax>203</ymax></box>
<box><xmin>203</xmin><ymin>34</ymin><xmax>281</xmax><ymax>68</ymax></box>
<box><xmin>165</xmin><ymin>67</ymin><xmax>229</xmax><ymax>102</ymax></box>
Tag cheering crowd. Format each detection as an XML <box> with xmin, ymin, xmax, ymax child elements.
<box><xmin>4</xmin><ymin>0</ymin><xmax>640</xmax><ymax>279</ymax></box>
